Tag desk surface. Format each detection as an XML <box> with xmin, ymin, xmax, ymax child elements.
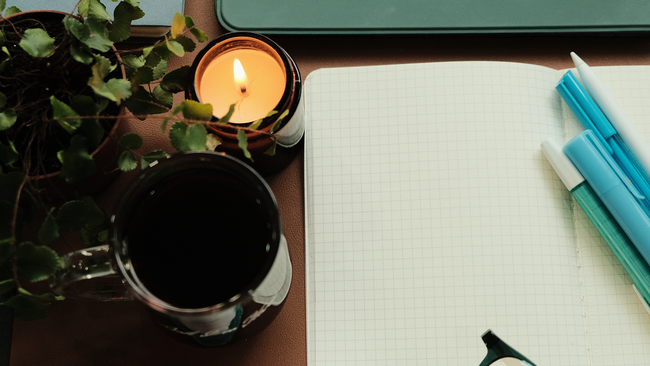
<box><xmin>10</xmin><ymin>0</ymin><xmax>650</xmax><ymax>365</ymax></box>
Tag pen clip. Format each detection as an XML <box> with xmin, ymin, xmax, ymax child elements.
<box><xmin>556</xmin><ymin>72</ymin><xmax>613</xmax><ymax>155</ymax></box>
<box><xmin>584</xmin><ymin>130</ymin><xmax>645</xmax><ymax>200</ymax></box>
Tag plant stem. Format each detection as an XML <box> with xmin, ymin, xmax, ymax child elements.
<box><xmin>9</xmin><ymin>174</ymin><xmax>28</xmax><ymax>290</ymax></box>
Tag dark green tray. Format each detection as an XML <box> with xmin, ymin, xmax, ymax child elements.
<box><xmin>216</xmin><ymin>0</ymin><xmax>650</xmax><ymax>35</ymax></box>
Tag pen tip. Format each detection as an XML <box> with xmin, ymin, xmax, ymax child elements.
<box><xmin>570</xmin><ymin>52</ymin><xmax>585</xmax><ymax>68</ymax></box>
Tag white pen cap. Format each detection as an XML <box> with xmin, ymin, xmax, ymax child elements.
<box><xmin>541</xmin><ymin>137</ymin><xmax>585</xmax><ymax>191</ymax></box>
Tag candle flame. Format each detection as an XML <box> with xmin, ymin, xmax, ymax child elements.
<box><xmin>233</xmin><ymin>59</ymin><xmax>248</xmax><ymax>94</ymax></box>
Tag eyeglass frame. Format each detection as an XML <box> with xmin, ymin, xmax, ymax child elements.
<box><xmin>478</xmin><ymin>329</ymin><xmax>537</xmax><ymax>366</ymax></box>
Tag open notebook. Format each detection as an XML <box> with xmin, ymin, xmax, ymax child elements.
<box><xmin>304</xmin><ymin>61</ymin><xmax>650</xmax><ymax>365</ymax></box>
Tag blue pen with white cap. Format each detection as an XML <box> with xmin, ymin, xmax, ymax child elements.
<box><xmin>564</xmin><ymin>130</ymin><xmax>650</xmax><ymax>266</ymax></box>
<box><xmin>542</xmin><ymin>137</ymin><xmax>650</xmax><ymax>310</ymax></box>
<box><xmin>572</xmin><ymin>52</ymin><xmax>650</xmax><ymax>182</ymax></box>
<box><xmin>556</xmin><ymin>70</ymin><xmax>650</xmax><ymax>214</ymax></box>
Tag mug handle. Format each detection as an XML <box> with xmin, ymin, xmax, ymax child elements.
<box><xmin>48</xmin><ymin>245</ymin><xmax>133</xmax><ymax>301</ymax></box>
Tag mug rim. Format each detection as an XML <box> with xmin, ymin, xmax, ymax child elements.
<box><xmin>110</xmin><ymin>151</ymin><xmax>282</xmax><ymax>316</ymax></box>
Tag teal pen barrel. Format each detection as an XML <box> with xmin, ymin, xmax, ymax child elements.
<box><xmin>572</xmin><ymin>182</ymin><xmax>650</xmax><ymax>306</ymax></box>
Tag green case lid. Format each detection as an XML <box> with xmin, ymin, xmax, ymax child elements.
<box><xmin>216</xmin><ymin>0</ymin><xmax>650</xmax><ymax>35</ymax></box>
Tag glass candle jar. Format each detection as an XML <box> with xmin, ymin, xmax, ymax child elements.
<box><xmin>187</xmin><ymin>32</ymin><xmax>304</xmax><ymax>176</ymax></box>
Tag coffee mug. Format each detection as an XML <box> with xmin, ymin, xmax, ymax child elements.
<box><xmin>48</xmin><ymin>151</ymin><xmax>292</xmax><ymax>346</ymax></box>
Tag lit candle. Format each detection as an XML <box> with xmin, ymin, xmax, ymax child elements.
<box><xmin>233</xmin><ymin>59</ymin><xmax>248</xmax><ymax>95</ymax></box>
<box><xmin>196</xmin><ymin>47</ymin><xmax>286</xmax><ymax>124</ymax></box>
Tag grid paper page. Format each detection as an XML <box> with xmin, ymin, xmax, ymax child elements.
<box><xmin>305</xmin><ymin>61</ymin><xmax>589</xmax><ymax>366</ymax></box>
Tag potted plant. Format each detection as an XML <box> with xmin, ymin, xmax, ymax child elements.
<box><xmin>0</xmin><ymin>0</ymin><xmax>217</xmax><ymax>320</ymax></box>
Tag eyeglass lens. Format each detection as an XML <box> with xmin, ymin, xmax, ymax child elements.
<box><xmin>489</xmin><ymin>357</ymin><xmax>534</xmax><ymax>366</ymax></box>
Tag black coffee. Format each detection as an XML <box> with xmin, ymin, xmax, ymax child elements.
<box><xmin>124</xmin><ymin>168</ymin><xmax>273</xmax><ymax>309</ymax></box>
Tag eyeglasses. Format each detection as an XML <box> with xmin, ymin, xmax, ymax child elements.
<box><xmin>479</xmin><ymin>330</ymin><xmax>537</xmax><ymax>366</ymax></box>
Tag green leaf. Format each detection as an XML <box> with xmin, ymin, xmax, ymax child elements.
<box><xmin>57</xmin><ymin>135</ymin><xmax>96</xmax><ymax>184</ymax></box>
<box><xmin>69</xmin><ymin>39</ymin><xmax>95</xmax><ymax>65</ymax></box>
<box><xmin>124</xmin><ymin>86</ymin><xmax>169</xmax><ymax>118</ymax></box>
<box><xmin>237</xmin><ymin>130</ymin><xmax>253</xmax><ymax>162</ymax></box>
<box><xmin>1</xmin><ymin>294</ymin><xmax>49</xmax><ymax>321</ymax></box>
<box><xmin>50</xmin><ymin>96</ymin><xmax>82</xmax><ymax>134</ymax></box>
<box><xmin>19</xmin><ymin>28</ymin><xmax>55</xmax><ymax>58</ymax></box>
<box><xmin>0</xmin><ymin>108</ymin><xmax>16</xmax><ymax>131</ymax></box>
<box><xmin>264</xmin><ymin>139</ymin><xmax>277</xmax><ymax>156</ymax></box>
<box><xmin>121</xmin><ymin>54</ymin><xmax>145</xmax><ymax>73</ymax></box>
<box><xmin>249</xmin><ymin>110</ymin><xmax>277</xmax><ymax>130</ymax></box>
<box><xmin>270</xmin><ymin>110</ymin><xmax>290</xmax><ymax>133</ymax></box>
<box><xmin>160</xmin><ymin>65</ymin><xmax>191</xmax><ymax>93</ymax></box>
<box><xmin>16</xmin><ymin>242</ymin><xmax>60</xmax><ymax>283</ymax></box>
<box><xmin>165</xmin><ymin>39</ymin><xmax>184</xmax><ymax>57</ymax></box>
<box><xmin>219</xmin><ymin>103</ymin><xmax>236</xmax><ymax>123</ymax></box>
<box><xmin>104</xmin><ymin>78</ymin><xmax>132</xmax><ymax>102</ymax></box>
<box><xmin>161</xmin><ymin>105</ymin><xmax>183</xmax><ymax>132</ymax></box>
<box><xmin>63</xmin><ymin>15</ymin><xmax>84</xmax><ymax>35</ymax></box>
<box><xmin>0</xmin><ymin>46</ymin><xmax>10</xmax><ymax>72</ymax></box>
<box><xmin>151</xmin><ymin>43</ymin><xmax>174</xmax><ymax>61</ymax></box>
<box><xmin>78</xmin><ymin>0</ymin><xmax>90</xmax><ymax>17</ymax></box>
<box><xmin>70</xmin><ymin>95</ymin><xmax>97</xmax><ymax>117</ymax></box>
<box><xmin>5</xmin><ymin>6</ymin><xmax>19</xmax><ymax>17</ymax></box>
<box><xmin>170</xmin><ymin>12</ymin><xmax>185</xmax><ymax>39</ymax></box>
<box><xmin>56</xmin><ymin>200</ymin><xmax>90</xmax><ymax>231</ymax></box>
<box><xmin>187</xmin><ymin>124</ymin><xmax>207</xmax><ymax>151</ymax></box>
<box><xmin>180</xmin><ymin>99</ymin><xmax>213</xmax><ymax>121</ymax></box>
<box><xmin>19</xmin><ymin>288</ymin><xmax>64</xmax><ymax>302</ymax></box>
<box><xmin>141</xmin><ymin>150</ymin><xmax>168</xmax><ymax>169</ymax></box>
<box><xmin>118</xmin><ymin>151</ymin><xmax>138</xmax><ymax>172</ymax></box>
<box><xmin>130</xmin><ymin>66</ymin><xmax>154</xmax><ymax>87</ymax></box>
<box><xmin>89</xmin><ymin>54</ymin><xmax>116</xmax><ymax>83</ymax></box>
<box><xmin>88</xmin><ymin>0</ymin><xmax>112</xmax><ymax>20</ymax></box>
<box><xmin>184</xmin><ymin>15</ymin><xmax>195</xmax><ymax>28</ymax></box>
<box><xmin>77</xmin><ymin>19</ymin><xmax>113</xmax><ymax>53</ymax></box>
<box><xmin>38</xmin><ymin>209</ymin><xmax>60</xmax><ymax>245</ymax></box>
<box><xmin>142</xmin><ymin>45</ymin><xmax>153</xmax><ymax>59</ymax></box>
<box><xmin>150</xmin><ymin>58</ymin><xmax>168</xmax><ymax>80</ymax></box>
<box><xmin>88</xmin><ymin>55</ymin><xmax>132</xmax><ymax>103</ymax></box>
<box><xmin>77</xmin><ymin>121</ymin><xmax>104</xmax><ymax>151</ymax></box>
<box><xmin>206</xmin><ymin>133</ymin><xmax>221</xmax><ymax>151</ymax></box>
<box><xmin>185</xmin><ymin>16</ymin><xmax>208</xmax><ymax>42</ymax></box>
<box><xmin>69</xmin><ymin>95</ymin><xmax>105</xmax><ymax>149</ymax></box>
<box><xmin>125</xmin><ymin>0</ymin><xmax>141</xmax><ymax>6</ymax></box>
<box><xmin>152</xmin><ymin>85</ymin><xmax>173</xmax><ymax>109</ymax></box>
<box><xmin>169</xmin><ymin>122</ymin><xmax>190</xmax><ymax>152</ymax></box>
<box><xmin>97</xmin><ymin>230</ymin><xmax>108</xmax><ymax>243</ymax></box>
<box><xmin>109</xmin><ymin>1</ymin><xmax>145</xmax><ymax>43</ymax></box>
<box><xmin>0</xmin><ymin>0</ymin><xmax>5</xmax><ymax>13</ymax></box>
<box><xmin>0</xmin><ymin>279</ymin><xmax>15</xmax><ymax>296</ymax></box>
<box><xmin>190</xmin><ymin>27</ymin><xmax>208</xmax><ymax>43</ymax></box>
<box><xmin>119</xmin><ymin>132</ymin><xmax>143</xmax><ymax>149</ymax></box>
<box><xmin>79</xmin><ymin>196</ymin><xmax>108</xmax><ymax>230</ymax></box>
<box><xmin>173</xmin><ymin>35</ymin><xmax>196</xmax><ymax>53</ymax></box>
<box><xmin>169</xmin><ymin>122</ymin><xmax>208</xmax><ymax>152</ymax></box>
<box><xmin>109</xmin><ymin>20</ymin><xmax>131</xmax><ymax>44</ymax></box>
<box><xmin>0</xmin><ymin>140</ymin><xmax>18</xmax><ymax>167</ymax></box>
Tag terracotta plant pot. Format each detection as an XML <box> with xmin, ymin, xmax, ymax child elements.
<box><xmin>0</xmin><ymin>10</ymin><xmax>126</xmax><ymax>199</ymax></box>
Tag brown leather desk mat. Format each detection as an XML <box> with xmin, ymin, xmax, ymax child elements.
<box><xmin>10</xmin><ymin>0</ymin><xmax>650</xmax><ymax>364</ymax></box>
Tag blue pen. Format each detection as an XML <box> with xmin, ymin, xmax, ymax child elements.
<box><xmin>556</xmin><ymin>71</ymin><xmax>650</xmax><ymax>213</ymax></box>
<box><xmin>564</xmin><ymin>130</ymin><xmax>650</xmax><ymax>266</ymax></box>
